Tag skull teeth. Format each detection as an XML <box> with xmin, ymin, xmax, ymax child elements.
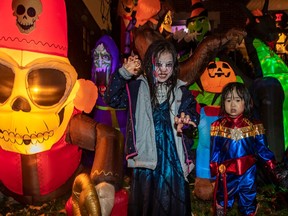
<box><xmin>18</xmin><ymin>22</ymin><xmax>34</xmax><ymax>30</ymax></box>
<box><xmin>0</xmin><ymin>130</ymin><xmax>54</xmax><ymax>145</ymax></box>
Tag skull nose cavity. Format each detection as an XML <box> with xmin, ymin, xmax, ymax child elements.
<box><xmin>12</xmin><ymin>97</ymin><xmax>31</xmax><ymax>112</ymax></box>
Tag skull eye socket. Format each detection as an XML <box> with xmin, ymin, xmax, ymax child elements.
<box><xmin>27</xmin><ymin>69</ymin><xmax>67</xmax><ymax>106</ymax></box>
<box><xmin>0</xmin><ymin>63</ymin><xmax>15</xmax><ymax>104</ymax></box>
<box><xmin>27</xmin><ymin>7</ymin><xmax>36</xmax><ymax>17</ymax></box>
<box><xmin>16</xmin><ymin>4</ymin><xmax>25</xmax><ymax>15</ymax></box>
<box><xmin>16</xmin><ymin>5</ymin><xmax>36</xmax><ymax>17</ymax></box>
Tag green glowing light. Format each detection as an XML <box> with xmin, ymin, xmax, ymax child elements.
<box><xmin>254</xmin><ymin>38</ymin><xmax>288</xmax><ymax>150</ymax></box>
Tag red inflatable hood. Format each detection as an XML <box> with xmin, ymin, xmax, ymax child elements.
<box><xmin>0</xmin><ymin>0</ymin><xmax>67</xmax><ymax>57</ymax></box>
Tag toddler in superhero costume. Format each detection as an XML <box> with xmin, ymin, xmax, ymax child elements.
<box><xmin>210</xmin><ymin>82</ymin><xmax>283</xmax><ymax>216</ymax></box>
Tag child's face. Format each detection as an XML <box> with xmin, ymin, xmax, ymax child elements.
<box><xmin>224</xmin><ymin>88</ymin><xmax>245</xmax><ymax>118</ymax></box>
<box><xmin>155</xmin><ymin>51</ymin><xmax>173</xmax><ymax>83</ymax></box>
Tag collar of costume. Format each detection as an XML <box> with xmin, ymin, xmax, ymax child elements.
<box><xmin>225</xmin><ymin>114</ymin><xmax>244</xmax><ymax>125</ymax></box>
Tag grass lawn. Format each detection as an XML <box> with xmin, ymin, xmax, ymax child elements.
<box><xmin>190</xmin><ymin>182</ymin><xmax>288</xmax><ymax>216</ymax></box>
<box><xmin>1</xmin><ymin>161</ymin><xmax>288</xmax><ymax>215</ymax></box>
<box><xmin>1</xmin><ymin>180</ymin><xmax>287</xmax><ymax>215</ymax></box>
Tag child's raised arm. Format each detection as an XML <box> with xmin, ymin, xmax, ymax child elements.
<box><xmin>123</xmin><ymin>55</ymin><xmax>141</xmax><ymax>76</ymax></box>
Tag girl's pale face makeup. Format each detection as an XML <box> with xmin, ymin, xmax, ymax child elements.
<box><xmin>155</xmin><ymin>51</ymin><xmax>173</xmax><ymax>83</ymax></box>
<box><xmin>224</xmin><ymin>88</ymin><xmax>245</xmax><ymax>118</ymax></box>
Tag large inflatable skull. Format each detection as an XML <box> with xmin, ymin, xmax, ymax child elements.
<box><xmin>0</xmin><ymin>48</ymin><xmax>79</xmax><ymax>155</ymax></box>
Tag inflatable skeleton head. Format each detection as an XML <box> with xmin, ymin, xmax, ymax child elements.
<box><xmin>0</xmin><ymin>0</ymin><xmax>97</xmax><ymax>154</ymax></box>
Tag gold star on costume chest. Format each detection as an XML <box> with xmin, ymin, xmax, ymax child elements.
<box><xmin>210</xmin><ymin>118</ymin><xmax>265</xmax><ymax>141</ymax></box>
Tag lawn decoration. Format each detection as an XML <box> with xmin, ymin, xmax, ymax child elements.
<box><xmin>244</xmin><ymin>0</ymin><xmax>288</xmax><ymax>161</ymax></box>
<box><xmin>0</xmin><ymin>1</ymin><xmax>124</xmax><ymax>215</ymax></box>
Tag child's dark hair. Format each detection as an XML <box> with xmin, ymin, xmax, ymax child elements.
<box><xmin>220</xmin><ymin>82</ymin><xmax>253</xmax><ymax>117</ymax></box>
<box><xmin>143</xmin><ymin>39</ymin><xmax>179</xmax><ymax>108</ymax></box>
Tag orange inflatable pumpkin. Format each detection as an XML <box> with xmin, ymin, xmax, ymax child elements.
<box><xmin>200</xmin><ymin>58</ymin><xmax>237</xmax><ymax>93</ymax></box>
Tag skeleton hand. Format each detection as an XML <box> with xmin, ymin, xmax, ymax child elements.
<box><xmin>71</xmin><ymin>173</ymin><xmax>116</xmax><ymax>216</ymax></box>
<box><xmin>223</xmin><ymin>28</ymin><xmax>247</xmax><ymax>51</ymax></box>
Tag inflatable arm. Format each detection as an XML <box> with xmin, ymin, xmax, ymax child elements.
<box><xmin>179</xmin><ymin>28</ymin><xmax>246</xmax><ymax>85</ymax></box>
<box><xmin>66</xmin><ymin>113</ymin><xmax>124</xmax><ymax>215</ymax></box>
<box><xmin>66</xmin><ymin>113</ymin><xmax>124</xmax><ymax>188</ymax></box>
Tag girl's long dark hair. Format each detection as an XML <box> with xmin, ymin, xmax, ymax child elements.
<box><xmin>142</xmin><ymin>39</ymin><xmax>179</xmax><ymax>109</ymax></box>
<box><xmin>220</xmin><ymin>82</ymin><xmax>253</xmax><ymax>118</ymax></box>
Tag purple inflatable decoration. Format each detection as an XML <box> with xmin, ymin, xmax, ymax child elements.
<box><xmin>91</xmin><ymin>35</ymin><xmax>128</xmax><ymax>137</ymax></box>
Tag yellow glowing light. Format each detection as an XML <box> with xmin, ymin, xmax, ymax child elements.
<box><xmin>29</xmin><ymin>144</ymin><xmax>45</xmax><ymax>154</ymax></box>
<box><xmin>31</xmin><ymin>87</ymin><xmax>39</xmax><ymax>94</ymax></box>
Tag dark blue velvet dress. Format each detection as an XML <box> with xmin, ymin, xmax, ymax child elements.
<box><xmin>128</xmin><ymin>100</ymin><xmax>191</xmax><ymax>216</ymax></box>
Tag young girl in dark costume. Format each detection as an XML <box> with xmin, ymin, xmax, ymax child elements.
<box><xmin>105</xmin><ymin>40</ymin><xmax>199</xmax><ymax>216</ymax></box>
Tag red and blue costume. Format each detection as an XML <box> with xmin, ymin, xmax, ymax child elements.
<box><xmin>210</xmin><ymin>114</ymin><xmax>276</xmax><ymax>215</ymax></box>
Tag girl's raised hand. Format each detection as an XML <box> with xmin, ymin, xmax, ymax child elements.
<box><xmin>174</xmin><ymin>112</ymin><xmax>197</xmax><ymax>133</ymax></box>
<box><xmin>123</xmin><ymin>55</ymin><xmax>141</xmax><ymax>76</ymax></box>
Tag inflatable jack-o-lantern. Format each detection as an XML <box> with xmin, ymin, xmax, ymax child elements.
<box><xmin>200</xmin><ymin>58</ymin><xmax>237</xmax><ymax>93</ymax></box>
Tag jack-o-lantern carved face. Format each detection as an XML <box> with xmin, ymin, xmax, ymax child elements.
<box><xmin>0</xmin><ymin>48</ymin><xmax>78</xmax><ymax>154</ymax></box>
<box><xmin>12</xmin><ymin>0</ymin><xmax>43</xmax><ymax>34</ymax></box>
<box><xmin>200</xmin><ymin>59</ymin><xmax>236</xmax><ymax>93</ymax></box>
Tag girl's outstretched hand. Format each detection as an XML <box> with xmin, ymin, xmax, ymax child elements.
<box><xmin>174</xmin><ymin>112</ymin><xmax>197</xmax><ymax>133</ymax></box>
<box><xmin>123</xmin><ymin>55</ymin><xmax>141</xmax><ymax>76</ymax></box>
